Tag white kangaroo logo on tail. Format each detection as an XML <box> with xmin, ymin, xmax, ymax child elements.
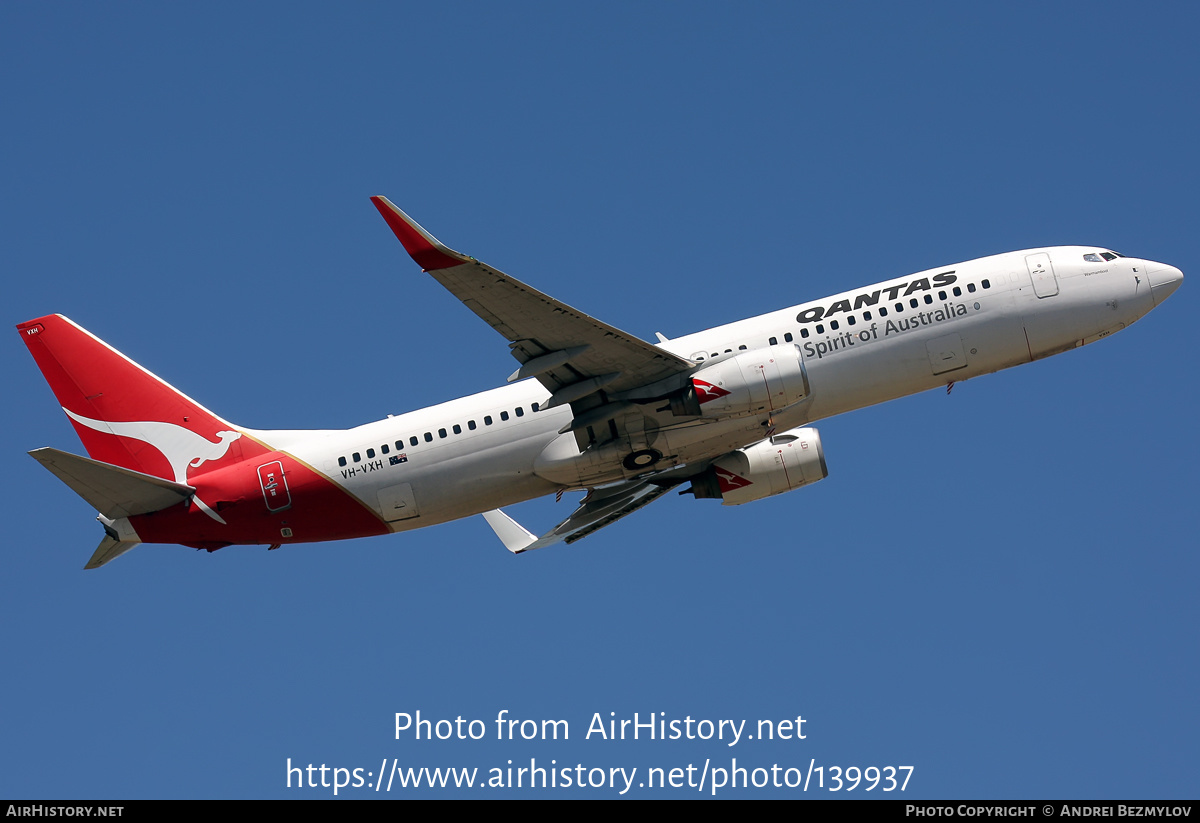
<box><xmin>64</xmin><ymin>409</ymin><xmax>242</xmax><ymax>524</ymax></box>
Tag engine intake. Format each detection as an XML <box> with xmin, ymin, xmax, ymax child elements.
<box><xmin>686</xmin><ymin>427</ymin><xmax>827</xmax><ymax>505</ymax></box>
<box><xmin>686</xmin><ymin>344</ymin><xmax>810</xmax><ymax>419</ymax></box>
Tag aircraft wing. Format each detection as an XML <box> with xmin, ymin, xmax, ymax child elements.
<box><xmin>479</xmin><ymin>461</ymin><xmax>709</xmax><ymax>553</ymax></box>
<box><xmin>482</xmin><ymin>477</ymin><xmax>681</xmax><ymax>553</ymax></box>
<box><xmin>371</xmin><ymin>197</ymin><xmax>695</xmax><ymax>426</ymax></box>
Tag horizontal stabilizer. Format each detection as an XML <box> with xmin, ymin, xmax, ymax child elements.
<box><xmin>85</xmin><ymin>535</ymin><xmax>140</xmax><ymax>570</ymax></box>
<box><xmin>30</xmin><ymin>447</ymin><xmax>196</xmax><ymax>519</ymax></box>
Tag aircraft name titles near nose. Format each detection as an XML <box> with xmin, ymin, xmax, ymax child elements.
<box><xmin>802</xmin><ymin>300</ymin><xmax>973</xmax><ymax>360</ymax></box>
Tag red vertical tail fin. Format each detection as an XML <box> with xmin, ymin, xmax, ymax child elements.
<box><xmin>17</xmin><ymin>315</ymin><xmax>252</xmax><ymax>483</ymax></box>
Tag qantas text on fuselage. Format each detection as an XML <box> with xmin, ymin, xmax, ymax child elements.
<box><xmin>18</xmin><ymin>199</ymin><xmax>1183</xmax><ymax>567</ymax></box>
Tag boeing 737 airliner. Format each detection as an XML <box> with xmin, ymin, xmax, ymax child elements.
<box><xmin>19</xmin><ymin>197</ymin><xmax>1184</xmax><ymax>568</ymax></box>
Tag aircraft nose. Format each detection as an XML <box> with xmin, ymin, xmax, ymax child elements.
<box><xmin>1145</xmin><ymin>261</ymin><xmax>1184</xmax><ymax>306</ymax></box>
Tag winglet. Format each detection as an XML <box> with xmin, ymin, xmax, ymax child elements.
<box><xmin>370</xmin><ymin>196</ymin><xmax>468</xmax><ymax>271</ymax></box>
<box><xmin>481</xmin><ymin>509</ymin><xmax>537</xmax><ymax>554</ymax></box>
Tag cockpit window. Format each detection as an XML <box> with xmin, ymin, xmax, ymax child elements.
<box><xmin>1084</xmin><ymin>253</ymin><xmax>1103</xmax><ymax>262</ymax></box>
<box><xmin>1100</xmin><ymin>252</ymin><xmax>1118</xmax><ymax>261</ymax></box>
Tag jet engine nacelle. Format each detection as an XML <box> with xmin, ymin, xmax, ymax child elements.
<box><xmin>687</xmin><ymin>344</ymin><xmax>810</xmax><ymax>418</ymax></box>
<box><xmin>686</xmin><ymin>427</ymin><xmax>827</xmax><ymax>505</ymax></box>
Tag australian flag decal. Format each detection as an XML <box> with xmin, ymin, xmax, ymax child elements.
<box><xmin>390</xmin><ymin>454</ymin><xmax>408</xmax><ymax>465</ymax></box>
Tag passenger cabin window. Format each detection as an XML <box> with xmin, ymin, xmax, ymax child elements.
<box><xmin>468</xmin><ymin>420</ymin><xmax>477</xmax><ymax>430</ymax></box>
<box><xmin>968</xmin><ymin>283</ymin><xmax>977</xmax><ymax>293</ymax></box>
<box><xmin>381</xmin><ymin>444</ymin><xmax>389</xmax><ymax>454</ymax></box>
<box><xmin>410</xmin><ymin>436</ymin><xmax>418</xmax><ymax>447</ymax></box>
<box><xmin>484</xmin><ymin>415</ymin><xmax>493</xmax><ymax>426</ymax></box>
<box><xmin>500</xmin><ymin>411</ymin><xmax>509</xmax><ymax>421</ymax></box>
<box><xmin>982</xmin><ymin>279</ymin><xmax>991</xmax><ymax>289</ymax></box>
<box><xmin>784</xmin><ymin>332</ymin><xmax>793</xmax><ymax>342</ymax></box>
<box><xmin>515</xmin><ymin>407</ymin><xmax>524</xmax><ymax>417</ymax></box>
<box><xmin>367</xmin><ymin>448</ymin><xmax>375</xmax><ymax>459</ymax></box>
<box><xmin>453</xmin><ymin>424</ymin><xmax>461</xmax><ymax>434</ymax></box>
<box><xmin>438</xmin><ymin>428</ymin><xmax>447</xmax><ymax>438</ymax></box>
<box><xmin>769</xmin><ymin>336</ymin><xmax>777</xmax><ymax>345</ymax></box>
<box><xmin>353</xmin><ymin>452</ymin><xmax>361</xmax><ymax>463</ymax></box>
<box><xmin>338</xmin><ymin>456</ymin><xmax>347</xmax><ymax>467</ymax></box>
<box><xmin>424</xmin><ymin>432</ymin><xmax>433</xmax><ymax>443</ymax></box>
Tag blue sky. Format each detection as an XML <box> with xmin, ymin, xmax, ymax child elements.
<box><xmin>2</xmin><ymin>3</ymin><xmax>1196</xmax><ymax>798</ymax></box>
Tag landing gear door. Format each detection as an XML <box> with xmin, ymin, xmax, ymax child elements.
<box><xmin>1026</xmin><ymin>252</ymin><xmax>1059</xmax><ymax>298</ymax></box>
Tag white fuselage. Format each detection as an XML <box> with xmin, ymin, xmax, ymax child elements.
<box><xmin>255</xmin><ymin>247</ymin><xmax>1174</xmax><ymax>532</ymax></box>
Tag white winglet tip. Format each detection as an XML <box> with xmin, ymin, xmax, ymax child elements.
<box><xmin>482</xmin><ymin>509</ymin><xmax>537</xmax><ymax>554</ymax></box>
